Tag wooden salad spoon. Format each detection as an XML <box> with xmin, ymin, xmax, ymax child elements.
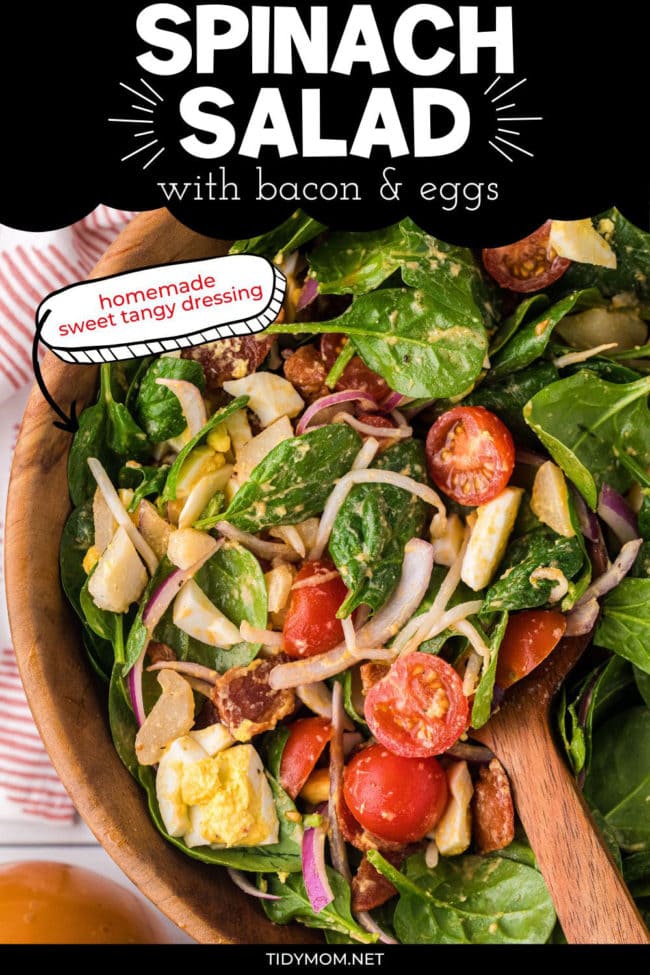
<box><xmin>473</xmin><ymin>633</ymin><xmax>650</xmax><ymax>944</ymax></box>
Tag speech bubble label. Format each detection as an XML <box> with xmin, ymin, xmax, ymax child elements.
<box><xmin>37</xmin><ymin>254</ymin><xmax>286</xmax><ymax>364</ymax></box>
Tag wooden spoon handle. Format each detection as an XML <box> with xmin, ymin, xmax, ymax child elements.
<box><xmin>494</xmin><ymin>716</ymin><xmax>648</xmax><ymax>944</ymax></box>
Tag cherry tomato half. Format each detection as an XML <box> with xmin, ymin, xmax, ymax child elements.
<box><xmin>364</xmin><ymin>653</ymin><xmax>469</xmax><ymax>758</ymax></box>
<box><xmin>279</xmin><ymin>717</ymin><xmax>332</xmax><ymax>799</ymax></box>
<box><xmin>283</xmin><ymin>560</ymin><xmax>348</xmax><ymax>659</ymax></box>
<box><xmin>320</xmin><ymin>334</ymin><xmax>390</xmax><ymax>402</ymax></box>
<box><xmin>426</xmin><ymin>406</ymin><xmax>515</xmax><ymax>506</ymax></box>
<box><xmin>496</xmin><ymin>609</ymin><xmax>567</xmax><ymax>690</ymax></box>
<box><xmin>344</xmin><ymin>744</ymin><xmax>448</xmax><ymax>843</ymax></box>
<box><xmin>482</xmin><ymin>221</ymin><xmax>570</xmax><ymax>293</ymax></box>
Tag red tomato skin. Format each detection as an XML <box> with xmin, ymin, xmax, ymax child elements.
<box><xmin>496</xmin><ymin>610</ymin><xmax>567</xmax><ymax>689</ymax></box>
<box><xmin>365</xmin><ymin>653</ymin><xmax>469</xmax><ymax>758</ymax></box>
<box><xmin>279</xmin><ymin>717</ymin><xmax>332</xmax><ymax>799</ymax></box>
<box><xmin>283</xmin><ymin>560</ymin><xmax>348</xmax><ymax>659</ymax></box>
<box><xmin>426</xmin><ymin>406</ymin><xmax>515</xmax><ymax>506</ymax></box>
<box><xmin>343</xmin><ymin>744</ymin><xmax>448</xmax><ymax>843</ymax></box>
<box><xmin>320</xmin><ymin>334</ymin><xmax>390</xmax><ymax>402</ymax></box>
<box><xmin>482</xmin><ymin>221</ymin><xmax>571</xmax><ymax>293</ymax></box>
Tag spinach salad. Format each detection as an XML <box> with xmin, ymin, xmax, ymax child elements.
<box><xmin>60</xmin><ymin>211</ymin><xmax>650</xmax><ymax>944</ymax></box>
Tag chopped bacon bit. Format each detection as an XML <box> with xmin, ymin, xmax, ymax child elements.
<box><xmin>212</xmin><ymin>657</ymin><xmax>296</xmax><ymax>742</ymax></box>
<box><xmin>471</xmin><ymin>758</ymin><xmax>515</xmax><ymax>854</ymax></box>
<box><xmin>351</xmin><ymin>850</ymin><xmax>404</xmax><ymax>912</ymax></box>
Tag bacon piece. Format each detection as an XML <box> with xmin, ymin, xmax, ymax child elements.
<box><xmin>146</xmin><ymin>642</ymin><xmax>176</xmax><ymax>665</ymax></box>
<box><xmin>351</xmin><ymin>850</ymin><xmax>404</xmax><ymax>913</ymax></box>
<box><xmin>282</xmin><ymin>345</ymin><xmax>329</xmax><ymax>403</ymax></box>
<box><xmin>181</xmin><ymin>335</ymin><xmax>274</xmax><ymax>392</ymax></box>
<box><xmin>212</xmin><ymin>657</ymin><xmax>295</xmax><ymax>741</ymax></box>
<box><xmin>359</xmin><ymin>662</ymin><xmax>390</xmax><ymax>697</ymax></box>
<box><xmin>471</xmin><ymin>758</ymin><xmax>515</xmax><ymax>854</ymax></box>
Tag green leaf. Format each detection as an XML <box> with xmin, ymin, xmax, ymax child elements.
<box><xmin>223</xmin><ymin>423</ymin><xmax>361</xmax><ymax>533</ymax></box>
<box><xmin>523</xmin><ymin>371</ymin><xmax>650</xmax><ymax>509</ymax></box>
<box><xmin>585</xmin><ymin>707</ymin><xmax>650</xmax><ymax>851</ymax></box>
<box><xmin>269</xmin><ymin>286</ymin><xmax>488</xmax><ymax>399</ymax></box>
<box><xmin>489</xmin><ymin>294</ymin><xmax>550</xmax><ymax>357</ymax></box>
<box><xmin>471</xmin><ymin>612</ymin><xmax>509</xmax><ymax>729</ymax></box>
<box><xmin>329</xmin><ymin>440</ymin><xmax>428</xmax><ymax>617</ymax></box>
<box><xmin>596</xmin><ymin>579</ymin><xmax>650</xmax><ymax>674</ymax></box>
<box><xmin>368</xmin><ymin>851</ymin><xmax>555</xmax><ymax>944</ymax></box>
<box><xmin>161</xmin><ymin>396</ymin><xmax>249</xmax><ymax>503</ymax></box>
<box><xmin>465</xmin><ymin>361</ymin><xmax>559</xmax><ymax>445</ymax></box>
<box><xmin>634</xmin><ymin>667</ymin><xmax>650</xmax><ymax>707</ymax></box>
<box><xmin>263</xmin><ymin>868</ymin><xmax>376</xmax><ymax>943</ymax></box>
<box><xmin>558</xmin><ymin>209</ymin><xmax>650</xmax><ymax>302</ymax></box>
<box><xmin>261</xmin><ymin>725</ymin><xmax>290</xmax><ymax>781</ymax></box>
<box><xmin>230</xmin><ymin>210</ymin><xmax>325</xmax><ymax>260</ymax></box>
<box><xmin>79</xmin><ymin>578</ymin><xmax>123</xmax><ymax>647</ymax></box>
<box><xmin>136</xmin><ymin>357</ymin><xmax>205</xmax><ymax>442</ymax></box>
<box><xmin>623</xmin><ymin>851</ymin><xmax>650</xmax><ymax>898</ymax></box>
<box><xmin>155</xmin><ymin>542</ymin><xmax>267</xmax><ymax>674</ymax></box>
<box><xmin>118</xmin><ymin>463</ymin><xmax>169</xmax><ymax>512</ymax></box>
<box><xmin>490</xmin><ymin>290</ymin><xmax>601</xmax><ymax>380</ymax></box>
<box><xmin>482</xmin><ymin>527</ymin><xmax>584</xmax><ymax>614</ymax></box>
<box><xmin>139</xmin><ymin>765</ymin><xmax>303</xmax><ymax>872</ymax></box>
<box><xmin>108</xmin><ymin>662</ymin><xmax>139</xmax><ymax>779</ymax></box>
<box><xmin>308</xmin><ymin>222</ymin><xmax>405</xmax><ymax>295</ymax></box>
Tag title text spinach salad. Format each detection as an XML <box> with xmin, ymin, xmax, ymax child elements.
<box><xmin>61</xmin><ymin>211</ymin><xmax>650</xmax><ymax>944</ymax></box>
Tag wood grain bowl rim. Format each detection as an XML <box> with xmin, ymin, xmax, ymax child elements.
<box><xmin>4</xmin><ymin>209</ymin><xmax>319</xmax><ymax>945</ymax></box>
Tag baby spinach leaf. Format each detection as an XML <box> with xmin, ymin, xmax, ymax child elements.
<box><xmin>155</xmin><ymin>542</ymin><xmax>267</xmax><ymax>674</ymax></box>
<box><xmin>261</xmin><ymin>725</ymin><xmax>290</xmax><ymax>781</ymax></box>
<box><xmin>523</xmin><ymin>371</ymin><xmax>650</xmax><ymax>509</ymax></box>
<box><xmin>271</xmin><ymin>287</ymin><xmax>488</xmax><ymax>399</ymax></box>
<box><xmin>558</xmin><ymin>209</ymin><xmax>650</xmax><ymax>302</ymax></box>
<box><xmin>162</xmin><ymin>396</ymin><xmax>249</xmax><ymax>503</ymax></box>
<box><xmin>368</xmin><ymin>851</ymin><xmax>555</xmax><ymax>944</ymax></box>
<box><xmin>308</xmin><ymin>222</ymin><xmax>405</xmax><ymax>295</ymax></box>
<box><xmin>595</xmin><ymin>579</ymin><xmax>650</xmax><ymax>674</ymax></box>
<box><xmin>136</xmin><ymin>357</ymin><xmax>205</xmax><ymax>442</ymax></box>
<box><xmin>191</xmin><ymin>492</ymin><xmax>226</xmax><ymax>530</ymax></box>
<box><xmin>139</xmin><ymin>764</ymin><xmax>303</xmax><ymax>872</ymax></box>
<box><xmin>230</xmin><ymin>210</ymin><xmax>325</xmax><ymax>260</ymax></box>
<box><xmin>634</xmin><ymin>667</ymin><xmax>650</xmax><ymax>707</ymax></box>
<box><xmin>79</xmin><ymin>577</ymin><xmax>124</xmax><ymax>648</ymax></box>
<box><xmin>465</xmin><ymin>361</ymin><xmax>559</xmax><ymax>445</ymax></box>
<box><xmin>489</xmin><ymin>294</ymin><xmax>549</xmax><ymax>357</ymax></box>
<box><xmin>223</xmin><ymin>423</ymin><xmax>361</xmax><ymax>533</ymax></box>
<box><xmin>471</xmin><ymin>612</ymin><xmax>509</xmax><ymax>729</ymax></box>
<box><xmin>482</xmin><ymin>528</ymin><xmax>584</xmax><ymax>614</ymax></box>
<box><xmin>68</xmin><ymin>364</ymin><xmax>150</xmax><ymax>505</ymax></box>
<box><xmin>623</xmin><ymin>851</ymin><xmax>650</xmax><ymax>898</ymax></box>
<box><xmin>118</xmin><ymin>463</ymin><xmax>169</xmax><ymax>512</ymax></box>
<box><xmin>585</xmin><ymin>707</ymin><xmax>650</xmax><ymax>851</ymax></box>
<box><xmin>109</xmin><ymin>662</ymin><xmax>139</xmax><ymax>779</ymax></box>
<box><xmin>263</xmin><ymin>868</ymin><xmax>376</xmax><ymax>943</ymax></box>
<box><xmin>490</xmin><ymin>290</ymin><xmax>601</xmax><ymax>380</ymax></box>
<box><xmin>329</xmin><ymin>440</ymin><xmax>427</xmax><ymax>617</ymax></box>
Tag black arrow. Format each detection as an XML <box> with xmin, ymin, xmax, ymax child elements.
<box><xmin>32</xmin><ymin>309</ymin><xmax>79</xmax><ymax>434</ymax></box>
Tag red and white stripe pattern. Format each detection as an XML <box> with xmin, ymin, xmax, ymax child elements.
<box><xmin>0</xmin><ymin>206</ymin><xmax>135</xmax><ymax>822</ymax></box>
<box><xmin>0</xmin><ymin>206</ymin><xmax>135</xmax><ymax>402</ymax></box>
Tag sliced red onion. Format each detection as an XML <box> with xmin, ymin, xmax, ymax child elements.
<box><xmin>355</xmin><ymin>911</ymin><xmax>398</xmax><ymax>945</ymax></box>
<box><xmin>296</xmin><ymin>389</ymin><xmax>378</xmax><ymax>436</ymax></box>
<box><xmin>445</xmin><ymin>742</ymin><xmax>495</xmax><ymax>763</ymax></box>
<box><xmin>142</xmin><ymin>540</ymin><xmax>219</xmax><ymax>634</ymax></box>
<box><xmin>155</xmin><ymin>378</ymin><xmax>207</xmax><ymax>438</ymax></box>
<box><xmin>215</xmin><ymin>522</ymin><xmax>300</xmax><ymax>561</ymax></box>
<box><xmin>565</xmin><ymin>598</ymin><xmax>600</xmax><ymax>637</ymax></box>
<box><xmin>227</xmin><ymin>868</ymin><xmax>281</xmax><ymax>902</ymax></box>
<box><xmin>597</xmin><ymin>483</ymin><xmax>639</xmax><ymax>544</ymax></box>
<box><xmin>147</xmin><ymin>659</ymin><xmax>219</xmax><ymax>683</ymax></box>
<box><xmin>296</xmin><ymin>275</ymin><xmax>319</xmax><ymax>312</ymax></box>
<box><xmin>302</xmin><ymin>823</ymin><xmax>335</xmax><ymax>913</ymax></box>
<box><xmin>328</xmin><ymin>681</ymin><xmax>351</xmax><ymax>883</ymax></box>
<box><xmin>380</xmin><ymin>391</ymin><xmax>406</xmax><ymax>411</ymax></box>
<box><xmin>515</xmin><ymin>448</ymin><xmax>548</xmax><ymax>468</ymax></box>
<box><xmin>128</xmin><ymin>649</ymin><xmax>147</xmax><ymax>728</ymax></box>
<box><xmin>577</xmin><ymin>538</ymin><xmax>642</xmax><ymax>606</ymax></box>
<box><xmin>571</xmin><ymin>488</ymin><xmax>600</xmax><ymax>543</ymax></box>
<box><xmin>337</xmin><ymin>413</ymin><xmax>411</xmax><ymax>440</ymax></box>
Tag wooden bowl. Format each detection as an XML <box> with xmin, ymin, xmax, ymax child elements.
<box><xmin>5</xmin><ymin>210</ymin><xmax>319</xmax><ymax>944</ymax></box>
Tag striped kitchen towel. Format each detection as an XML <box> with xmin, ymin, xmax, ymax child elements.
<box><xmin>0</xmin><ymin>206</ymin><xmax>135</xmax><ymax>822</ymax></box>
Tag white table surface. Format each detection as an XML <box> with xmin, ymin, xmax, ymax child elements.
<box><xmin>0</xmin><ymin>817</ymin><xmax>195</xmax><ymax>943</ymax></box>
